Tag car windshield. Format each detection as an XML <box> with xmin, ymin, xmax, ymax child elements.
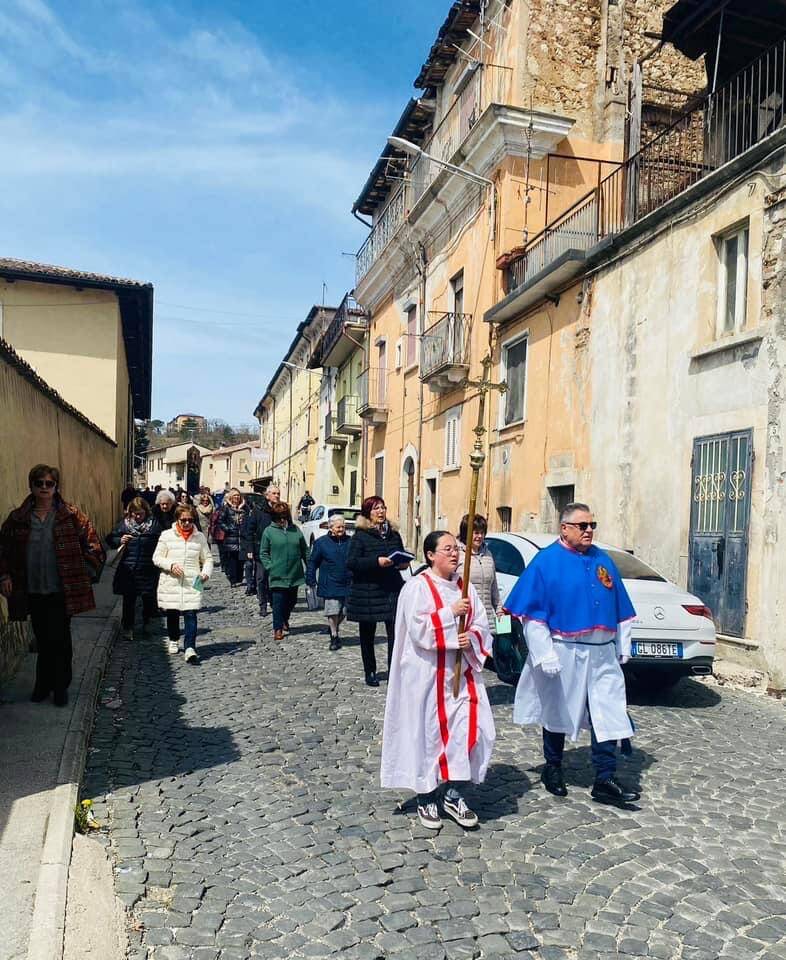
<box><xmin>606</xmin><ymin>549</ymin><xmax>666</xmax><ymax>582</ymax></box>
<box><xmin>326</xmin><ymin>508</ymin><xmax>360</xmax><ymax>522</ymax></box>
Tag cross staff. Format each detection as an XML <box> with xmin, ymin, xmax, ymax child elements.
<box><xmin>453</xmin><ymin>355</ymin><xmax>507</xmax><ymax>698</ymax></box>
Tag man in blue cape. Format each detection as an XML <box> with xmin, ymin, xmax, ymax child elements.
<box><xmin>504</xmin><ymin>502</ymin><xmax>640</xmax><ymax>807</ymax></box>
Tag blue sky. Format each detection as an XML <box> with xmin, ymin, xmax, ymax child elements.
<box><xmin>0</xmin><ymin>0</ymin><xmax>448</xmax><ymax>424</ymax></box>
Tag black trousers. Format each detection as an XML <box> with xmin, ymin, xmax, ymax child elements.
<box><xmin>270</xmin><ymin>587</ymin><xmax>298</xmax><ymax>631</ymax></box>
<box><xmin>358</xmin><ymin>620</ymin><xmax>395</xmax><ymax>676</ymax></box>
<box><xmin>222</xmin><ymin>550</ymin><xmax>244</xmax><ymax>585</ymax></box>
<box><xmin>121</xmin><ymin>592</ymin><xmax>158</xmax><ymax>628</ymax></box>
<box><xmin>29</xmin><ymin>593</ymin><xmax>72</xmax><ymax>695</ymax></box>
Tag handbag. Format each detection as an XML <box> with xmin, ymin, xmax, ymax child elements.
<box><xmin>492</xmin><ymin>616</ymin><xmax>528</xmax><ymax>685</ymax></box>
<box><xmin>210</xmin><ymin>512</ymin><xmax>225</xmax><ymax>542</ymax></box>
<box><xmin>305</xmin><ymin>584</ymin><xmax>324</xmax><ymax>611</ymax></box>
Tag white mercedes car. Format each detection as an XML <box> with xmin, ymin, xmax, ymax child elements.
<box><xmin>485</xmin><ymin>533</ymin><xmax>716</xmax><ymax>689</ymax></box>
<box><xmin>297</xmin><ymin>504</ymin><xmax>362</xmax><ymax>547</ymax></box>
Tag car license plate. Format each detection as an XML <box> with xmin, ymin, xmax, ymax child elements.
<box><xmin>632</xmin><ymin>642</ymin><xmax>682</xmax><ymax>658</ymax></box>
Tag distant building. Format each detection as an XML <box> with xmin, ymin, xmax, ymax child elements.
<box><xmin>144</xmin><ymin>442</ymin><xmax>212</xmax><ymax>493</ymax></box>
<box><xmin>200</xmin><ymin>441</ymin><xmax>263</xmax><ymax>492</ymax></box>
<box><xmin>167</xmin><ymin>413</ymin><xmax>208</xmax><ymax>434</ymax></box>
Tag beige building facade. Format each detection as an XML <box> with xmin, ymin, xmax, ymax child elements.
<box><xmin>199</xmin><ymin>441</ymin><xmax>262</xmax><ymax>492</ymax></box>
<box><xmin>254</xmin><ymin>306</ymin><xmax>334</xmax><ymax>507</ymax></box>
<box><xmin>351</xmin><ymin>0</ymin><xmax>702</xmax><ymax>551</ymax></box>
<box><xmin>144</xmin><ymin>442</ymin><xmax>212</xmax><ymax>492</ymax></box>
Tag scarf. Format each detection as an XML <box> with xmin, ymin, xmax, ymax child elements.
<box><xmin>176</xmin><ymin>521</ymin><xmax>194</xmax><ymax>540</ymax></box>
<box><xmin>125</xmin><ymin>516</ymin><xmax>154</xmax><ymax>537</ymax></box>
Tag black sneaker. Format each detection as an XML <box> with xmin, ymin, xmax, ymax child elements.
<box><xmin>442</xmin><ymin>794</ymin><xmax>478</xmax><ymax>828</ymax></box>
<box><xmin>329</xmin><ymin>638</ymin><xmax>340</xmax><ymax>651</ymax></box>
<box><xmin>417</xmin><ymin>801</ymin><xmax>442</xmax><ymax>830</ymax></box>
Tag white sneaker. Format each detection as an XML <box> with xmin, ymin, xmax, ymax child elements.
<box><xmin>184</xmin><ymin>647</ymin><xmax>200</xmax><ymax>664</ymax></box>
<box><xmin>167</xmin><ymin>640</ymin><xmax>179</xmax><ymax>654</ymax></box>
<box><xmin>442</xmin><ymin>794</ymin><xmax>478</xmax><ymax>828</ymax></box>
<box><xmin>417</xmin><ymin>802</ymin><xmax>442</xmax><ymax>831</ymax></box>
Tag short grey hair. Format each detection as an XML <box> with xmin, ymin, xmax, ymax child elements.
<box><xmin>156</xmin><ymin>490</ymin><xmax>176</xmax><ymax>505</ymax></box>
<box><xmin>559</xmin><ymin>502</ymin><xmax>591</xmax><ymax>524</ymax></box>
<box><xmin>327</xmin><ymin>514</ymin><xmax>346</xmax><ymax>529</ymax></box>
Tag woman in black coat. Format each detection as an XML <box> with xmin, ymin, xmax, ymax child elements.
<box><xmin>215</xmin><ymin>487</ymin><xmax>249</xmax><ymax>586</ymax></box>
<box><xmin>106</xmin><ymin>497</ymin><xmax>163</xmax><ymax>640</ymax></box>
<box><xmin>346</xmin><ymin>496</ymin><xmax>409</xmax><ymax>687</ymax></box>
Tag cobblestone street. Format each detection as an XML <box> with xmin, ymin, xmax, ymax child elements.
<box><xmin>82</xmin><ymin>573</ymin><xmax>786</xmax><ymax>960</ymax></box>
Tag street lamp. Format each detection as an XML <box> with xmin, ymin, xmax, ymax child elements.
<box><xmin>387</xmin><ymin>135</ymin><xmax>496</xmax><ymax>237</ymax></box>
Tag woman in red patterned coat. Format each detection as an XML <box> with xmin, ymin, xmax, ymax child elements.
<box><xmin>0</xmin><ymin>464</ymin><xmax>105</xmax><ymax>706</ymax></box>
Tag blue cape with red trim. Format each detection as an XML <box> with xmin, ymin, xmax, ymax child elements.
<box><xmin>504</xmin><ymin>540</ymin><xmax>635</xmax><ymax>635</ymax></box>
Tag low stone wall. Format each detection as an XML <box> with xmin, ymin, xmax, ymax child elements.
<box><xmin>0</xmin><ymin>340</ymin><xmax>120</xmax><ymax>685</ymax></box>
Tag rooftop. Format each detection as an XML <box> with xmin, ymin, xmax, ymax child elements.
<box><xmin>0</xmin><ymin>256</ymin><xmax>154</xmax><ymax>419</ymax></box>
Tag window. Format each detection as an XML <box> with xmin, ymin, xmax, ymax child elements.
<box><xmin>406</xmin><ymin>306</ymin><xmax>417</xmax><ymax>366</ymax></box>
<box><xmin>444</xmin><ymin>408</ymin><xmax>461</xmax><ymax>470</ymax></box>
<box><xmin>717</xmin><ymin>223</ymin><xmax>749</xmax><ymax>335</ymax></box>
<box><xmin>451</xmin><ymin>270</ymin><xmax>464</xmax><ymax>315</ymax></box>
<box><xmin>501</xmin><ymin>334</ymin><xmax>528</xmax><ymax>426</ymax></box>
<box><xmin>374</xmin><ymin>454</ymin><xmax>385</xmax><ymax>498</ymax></box>
<box><xmin>497</xmin><ymin>506</ymin><xmax>512</xmax><ymax>532</ymax></box>
<box><xmin>486</xmin><ymin>537</ymin><xmax>525</xmax><ymax>577</ymax></box>
<box><xmin>395</xmin><ymin>338</ymin><xmax>403</xmax><ymax>370</ymax></box>
<box><xmin>548</xmin><ymin>485</ymin><xmax>574</xmax><ymax>528</ymax></box>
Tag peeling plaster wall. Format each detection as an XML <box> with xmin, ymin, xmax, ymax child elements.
<box><xmin>588</xmin><ymin>167</ymin><xmax>782</xmax><ymax>681</ymax></box>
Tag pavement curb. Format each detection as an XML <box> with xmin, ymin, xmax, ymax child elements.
<box><xmin>25</xmin><ymin>600</ymin><xmax>122</xmax><ymax>960</ymax></box>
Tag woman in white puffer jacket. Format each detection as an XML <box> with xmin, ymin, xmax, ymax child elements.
<box><xmin>153</xmin><ymin>504</ymin><xmax>213</xmax><ymax>663</ymax></box>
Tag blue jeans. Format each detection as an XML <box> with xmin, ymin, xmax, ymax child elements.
<box><xmin>166</xmin><ymin>611</ymin><xmax>198</xmax><ymax>649</ymax></box>
<box><xmin>542</xmin><ymin>726</ymin><xmax>617</xmax><ymax>781</ymax></box>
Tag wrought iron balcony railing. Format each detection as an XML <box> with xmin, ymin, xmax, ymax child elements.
<box><xmin>356</xmin><ymin>63</ymin><xmax>513</xmax><ymax>285</ymax></box>
<box><xmin>324</xmin><ymin>412</ymin><xmax>347</xmax><ymax>446</ymax></box>
<box><xmin>358</xmin><ymin>367</ymin><xmax>389</xmax><ymax>419</ymax></box>
<box><xmin>505</xmin><ymin>38</ymin><xmax>786</xmax><ymax>295</ymax></box>
<box><xmin>336</xmin><ymin>394</ymin><xmax>362</xmax><ymax>434</ymax></box>
<box><xmin>421</xmin><ymin>312</ymin><xmax>472</xmax><ymax>383</ymax></box>
<box><xmin>314</xmin><ymin>292</ymin><xmax>369</xmax><ymax>368</ymax></box>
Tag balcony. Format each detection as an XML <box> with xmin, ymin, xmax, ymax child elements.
<box><xmin>489</xmin><ymin>37</ymin><xmax>786</xmax><ymax>322</ymax></box>
<box><xmin>336</xmin><ymin>394</ymin><xmax>362</xmax><ymax>435</ymax></box>
<box><xmin>356</xmin><ymin>63</ymin><xmax>572</xmax><ymax>288</ymax></box>
<box><xmin>312</xmin><ymin>292</ymin><xmax>370</xmax><ymax>369</ymax></box>
<box><xmin>324</xmin><ymin>411</ymin><xmax>347</xmax><ymax>446</ymax></box>
<box><xmin>358</xmin><ymin>367</ymin><xmax>388</xmax><ymax>424</ymax></box>
<box><xmin>420</xmin><ymin>312</ymin><xmax>471</xmax><ymax>392</ymax></box>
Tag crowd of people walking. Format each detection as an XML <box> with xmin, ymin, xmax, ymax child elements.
<box><xmin>2</xmin><ymin>469</ymin><xmax>641</xmax><ymax>832</ymax></box>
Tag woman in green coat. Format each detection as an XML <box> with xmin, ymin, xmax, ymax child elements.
<box><xmin>259</xmin><ymin>501</ymin><xmax>309</xmax><ymax>641</ymax></box>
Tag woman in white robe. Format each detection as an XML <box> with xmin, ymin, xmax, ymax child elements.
<box><xmin>381</xmin><ymin>530</ymin><xmax>496</xmax><ymax>830</ymax></box>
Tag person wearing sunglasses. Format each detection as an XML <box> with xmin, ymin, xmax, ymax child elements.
<box><xmin>504</xmin><ymin>502</ymin><xmax>640</xmax><ymax>808</ymax></box>
<box><xmin>153</xmin><ymin>504</ymin><xmax>213</xmax><ymax>664</ymax></box>
<box><xmin>0</xmin><ymin>463</ymin><xmax>105</xmax><ymax>706</ymax></box>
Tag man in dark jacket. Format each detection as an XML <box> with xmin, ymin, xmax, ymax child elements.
<box><xmin>241</xmin><ymin>483</ymin><xmax>281</xmax><ymax>615</ymax></box>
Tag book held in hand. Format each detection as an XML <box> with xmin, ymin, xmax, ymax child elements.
<box><xmin>387</xmin><ymin>549</ymin><xmax>416</xmax><ymax>566</ymax></box>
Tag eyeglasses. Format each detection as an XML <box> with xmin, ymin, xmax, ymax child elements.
<box><xmin>434</xmin><ymin>546</ymin><xmax>460</xmax><ymax>555</ymax></box>
<box><xmin>563</xmin><ymin>521</ymin><xmax>597</xmax><ymax>531</ymax></box>
<box><xmin>178</xmin><ymin>518</ymin><xmax>194</xmax><ymax>525</ymax></box>
<box><xmin>33</xmin><ymin>479</ymin><xmax>56</xmax><ymax>488</ymax></box>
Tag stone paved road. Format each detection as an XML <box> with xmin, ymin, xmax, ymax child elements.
<box><xmin>82</xmin><ymin>572</ymin><xmax>786</xmax><ymax>960</ymax></box>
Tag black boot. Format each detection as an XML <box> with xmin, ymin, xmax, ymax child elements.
<box><xmin>591</xmin><ymin>776</ymin><xmax>640</xmax><ymax>806</ymax></box>
<box><xmin>329</xmin><ymin>636</ymin><xmax>340</xmax><ymax>652</ymax></box>
<box><xmin>540</xmin><ymin>763</ymin><xmax>568</xmax><ymax>797</ymax></box>
<box><xmin>30</xmin><ymin>685</ymin><xmax>50</xmax><ymax>703</ymax></box>
<box><xmin>365</xmin><ymin>671</ymin><xmax>379</xmax><ymax>687</ymax></box>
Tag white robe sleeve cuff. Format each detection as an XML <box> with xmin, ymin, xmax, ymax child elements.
<box><xmin>524</xmin><ymin>619</ymin><xmax>555</xmax><ymax>667</ymax></box>
<box><xmin>616</xmin><ymin>619</ymin><xmax>632</xmax><ymax>659</ymax></box>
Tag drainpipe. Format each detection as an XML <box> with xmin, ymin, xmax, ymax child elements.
<box><xmin>286</xmin><ymin>366</ymin><xmax>293</xmax><ymax>500</ymax></box>
<box><xmin>414</xmin><ymin>241</ymin><xmax>428</xmax><ymax>549</ymax></box>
